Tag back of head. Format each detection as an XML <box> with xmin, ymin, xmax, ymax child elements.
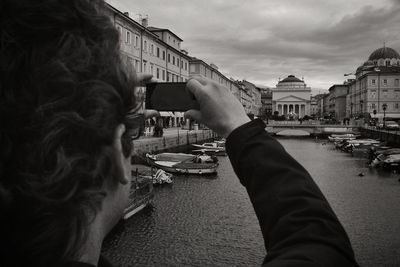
<box><xmin>0</xmin><ymin>0</ymin><xmax>135</xmax><ymax>265</ymax></box>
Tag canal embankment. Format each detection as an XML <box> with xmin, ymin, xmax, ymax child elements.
<box><xmin>360</xmin><ymin>127</ymin><xmax>400</xmax><ymax>146</ymax></box>
<box><xmin>132</xmin><ymin>127</ymin><xmax>219</xmax><ymax>159</ymax></box>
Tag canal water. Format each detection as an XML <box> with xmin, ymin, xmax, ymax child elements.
<box><xmin>103</xmin><ymin>138</ymin><xmax>400</xmax><ymax>266</ymax></box>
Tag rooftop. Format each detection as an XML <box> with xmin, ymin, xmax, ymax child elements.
<box><xmin>368</xmin><ymin>47</ymin><xmax>400</xmax><ymax>61</ymax></box>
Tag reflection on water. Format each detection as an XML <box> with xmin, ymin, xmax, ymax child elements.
<box><xmin>103</xmin><ymin>138</ymin><xmax>400</xmax><ymax>267</ymax></box>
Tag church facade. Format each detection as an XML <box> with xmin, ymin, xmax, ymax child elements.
<box><xmin>272</xmin><ymin>75</ymin><xmax>311</xmax><ymax>118</ymax></box>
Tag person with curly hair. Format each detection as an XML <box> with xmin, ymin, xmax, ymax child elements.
<box><xmin>0</xmin><ymin>0</ymin><xmax>153</xmax><ymax>266</ymax></box>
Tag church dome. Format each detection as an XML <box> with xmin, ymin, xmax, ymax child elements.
<box><xmin>368</xmin><ymin>47</ymin><xmax>400</xmax><ymax>61</ymax></box>
<box><xmin>279</xmin><ymin>75</ymin><xmax>304</xmax><ymax>83</ymax></box>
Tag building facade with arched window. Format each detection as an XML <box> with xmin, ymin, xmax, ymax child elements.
<box><xmin>272</xmin><ymin>75</ymin><xmax>311</xmax><ymax>118</ymax></box>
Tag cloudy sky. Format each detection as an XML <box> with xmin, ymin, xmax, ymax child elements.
<box><xmin>108</xmin><ymin>0</ymin><xmax>400</xmax><ymax>94</ymax></box>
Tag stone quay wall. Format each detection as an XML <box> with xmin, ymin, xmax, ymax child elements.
<box><xmin>360</xmin><ymin>127</ymin><xmax>400</xmax><ymax>146</ymax></box>
<box><xmin>133</xmin><ymin>129</ymin><xmax>219</xmax><ymax>158</ymax></box>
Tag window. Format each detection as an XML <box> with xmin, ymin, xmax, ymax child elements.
<box><xmin>166</xmin><ymin>71</ymin><xmax>170</xmax><ymax>82</ymax></box>
<box><xmin>372</xmin><ymin>103</ymin><xmax>376</xmax><ymax>109</ymax></box>
<box><xmin>116</xmin><ymin>25</ymin><xmax>122</xmax><ymax>40</ymax></box>
<box><xmin>395</xmin><ymin>79</ymin><xmax>399</xmax><ymax>86</ymax></box>
<box><xmin>395</xmin><ymin>89</ymin><xmax>400</xmax><ymax>98</ymax></box>
<box><xmin>168</xmin><ymin>54</ymin><xmax>170</xmax><ymax>63</ymax></box>
<box><xmin>386</xmin><ymin>60</ymin><xmax>391</xmax><ymax>66</ymax></box>
<box><xmin>177</xmin><ymin>59</ymin><xmax>179</xmax><ymax>67</ymax></box>
<box><xmin>143</xmin><ymin>40</ymin><xmax>147</xmax><ymax>52</ymax></box>
<box><xmin>371</xmin><ymin>79</ymin><xmax>376</xmax><ymax>86</ymax></box>
<box><xmin>135</xmin><ymin>36</ymin><xmax>139</xmax><ymax>47</ymax></box>
<box><xmin>383</xmin><ymin>89</ymin><xmax>388</xmax><ymax>98</ymax></box>
<box><xmin>126</xmin><ymin>31</ymin><xmax>131</xmax><ymax>44</ymax></box>
<box><xmin>162</xmin><ymin>51</ymin><xmax>165</xmax><ymax>60</ymax></box>
<box><xmin>185</xmin><ymin>62</ymin><xmax>187</xmax><ymax>71</ymax></box>
<box><xmin>135</xmin><ymin>60</ymin><xmax>140</xmax><ymax>71</ymax></box>
<box><xmin>156</xmin><ymin>68</ymin><xmax>160</xmax><ymax>79</ymax></box>
<box><xmin>383</xmin><ymin>79</ymin><xmax>388</xmax><ymax>86</ymax></box>
<box><xmin>150</xmin><ymin>44</ymin><xmax>154</xmax><ymax>55</ymax></box>
<box><xmin>181</xmin><ymin>60</ymin><xmax>183</xmax><ymax>69</ymax></box>
<box><xmin>370</xmin><ymin>90</ymin><xmax>376</xmax><ymax>98</ymax></box>
<box><xmin>143</xmin><ymin>60</ymin><xmax>147</xmax><ymax>73</ymax></box>
<box><xmin>150</xmin><ymin>63</ymin><xmax>154</xmax><ymax>75</ymax></box>
<box><xmin>173</xmin><ymin>56</ymin><xmax>175</xmax><ymax>65</ymax></box>
<box><xmin>396</xmin><ymin>103</ymin><xmax>399</xmax><ymax>109</ymax></box>
<box><xmin>162</xmin><ymin>70</ymin><xmax>165</xmax><ymax>81</ymax></box>
<box><xmin>156</xmin><ymin>47</ymin><xmax>160</xmax><ymax>58</ymax></box>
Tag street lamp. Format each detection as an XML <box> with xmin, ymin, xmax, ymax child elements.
<box><xmin>350</xmin><ymin>102</ymin><xmax>353</xmax><ymax>118</ymax></box>
<box><xmin>383</xmin><ymin>103</ymin><xmax>387</xmax><ymax>128</ymax></box>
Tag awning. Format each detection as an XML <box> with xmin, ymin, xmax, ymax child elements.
<box><xmin>159</xmin><ymin>112</ymin><xmax>170</xmax><ymax>117</ymax></box>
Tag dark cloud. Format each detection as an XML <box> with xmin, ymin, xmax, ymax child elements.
<box><xmin>110</xmin><ymin>0</ymin><xmax>400</xmax><ymax>91</ymax></box>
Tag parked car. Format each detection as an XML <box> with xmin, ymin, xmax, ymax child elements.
<box><xmin>384</xmin><ymin>121</ymin><xmax>400</xmax><ymax>130</ymax></box>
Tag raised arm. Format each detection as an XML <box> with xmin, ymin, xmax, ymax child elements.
<box><xmin>185</xmin><ymin>77</ymin><xmax>358</xmax><ymax>266</ymax></box>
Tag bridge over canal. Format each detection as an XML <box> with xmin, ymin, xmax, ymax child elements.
<box><xmin>266</xmin><ymin>123</ymin><xmax>359</xmax><ymax>136</ymax></box>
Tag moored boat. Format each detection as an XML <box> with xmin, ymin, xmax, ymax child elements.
<box><xmin>328</xmin><ymin>133</ymin><xmax>358</xmax><ymax>142</ymax></box>
<box><xmin>146</xmin><ymin>152</ymin><xmax>219</xmax><ymax>175</ymax></box>
<box><xmin>192</xmin><ymin>142</ymin><xmax>226</xmax><ymax>152</ymax></box>
<box><xmin>151</xmin><ymin>169</ymin><xmax>173</xmax><ymax>185</ymax></box>
<box><xmin>123</xmin><ymin>173</ymin><xmax>154</xmax><ymax>220</ymax></box>
<box><xmin>371</xmin><ymin>153</ymin><xmax>400</xmax><ymax>169</ymax></box>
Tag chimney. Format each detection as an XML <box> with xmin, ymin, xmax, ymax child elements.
<box><xmin>123</xmin><ymin>12</ymin><xmax>129</xmax><ymax>17</ymax></box>
<box><xmin>141</xmin><ymin>15</ymin><xmax>148</xmax><ymax>27</ymax></box>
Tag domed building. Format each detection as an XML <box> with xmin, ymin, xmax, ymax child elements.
<box><xmin>272</xmin><ymin>75</ymin><xmax>311</xmax><ymax>118</ymax></box>
<box><xmin>348</xmin><ymin>46</ymin><xmax>400</xmax><ymax>120</ymax></box>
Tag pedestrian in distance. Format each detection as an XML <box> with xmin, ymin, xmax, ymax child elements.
<box><xmin>0</xmin><ymin>0</ymin><xmax>359</xmax><ymax>266</ymax></box>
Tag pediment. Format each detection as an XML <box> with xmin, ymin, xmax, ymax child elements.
<box><xmin>275</xmin><ymin>95</ymin><xmax>308</xmax><ymax>102</ymax></box>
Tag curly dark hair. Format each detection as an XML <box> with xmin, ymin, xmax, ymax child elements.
<box><xmin>0</xmin><ymin>0</ymin><xmax>136</xmax><ymax>265</ymax></box>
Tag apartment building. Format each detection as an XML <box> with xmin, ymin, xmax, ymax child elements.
<box><xmin>260</xmin><ymin>88</ymin><xmax>273</xmax><ymax>118</ymax></box>
<box><xmin>189</xmin><ymin>58</ymin><xmax>241</xmax><ymax>101</ymax></box>
<box><xmin>105</xmin><ymin>4</ymin><xmax>191</xmax><ymax>126</ymax></box>
<box><xmin>241</xmin><ymin>80</ymin><xmax>262</xmax><ymax>117</ymax></box>
<box><xmin>328</xmin><ymin>84</ymin><xmax>349</xmax><ymax>121</ymax></box>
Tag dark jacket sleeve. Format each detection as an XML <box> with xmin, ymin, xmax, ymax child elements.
<box><xmin>226</xmin><ymin>119</ymin><xmax>358</xmax><ymax>267</ymax></box>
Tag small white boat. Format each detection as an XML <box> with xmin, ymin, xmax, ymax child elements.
<box><xmin>152</xmin><ymin>169</ymin><xmax>173</xmax><ymax>185</ymax></box>
<box><xmin>146</xmin><ymin>153</ymin><xmax>219</xmax><ymax>175</ymax></box>
<box><xmin>192</xmin><ymin>142</ymin><xmax>226</xmax><ymax>152</ymax></box>
<box><xmin>328</xmin><ymin>134</ymin><xmax>358</xmax><ymax>142</ymax></box>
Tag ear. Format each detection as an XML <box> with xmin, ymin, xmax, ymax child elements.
<box><xmin>113</xmin><ymin>124</ymin><xmax>130</xmax><ymax>185</ymax></box>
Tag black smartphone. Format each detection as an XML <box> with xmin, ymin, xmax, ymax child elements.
<box><xmin>145</xmin><ymin>82</ymin><xmax>200</xmax><ymax>111</ymax></box>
